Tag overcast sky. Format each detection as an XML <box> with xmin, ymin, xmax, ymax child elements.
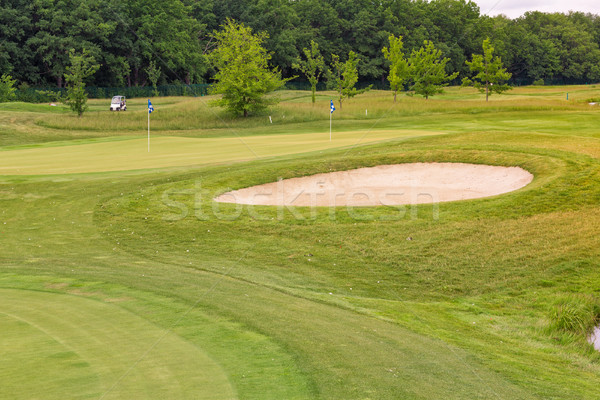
<box><xmin>473</xmin><ymin>0</ymin><xmax>600</xmax><ymax>18</ymax></box>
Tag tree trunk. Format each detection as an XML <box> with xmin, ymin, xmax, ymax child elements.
<box><xmin>394</xmin><ymin>91</ymin><xmax>397</xmax><ymax>102</ymax></box>
<box><xmin>57</xmin><ymin>75</ymin><xmax>62</xmax><ymax>88</ymax></box>
<box><xmin>486</xmin><ymin>81</ymin><xmax>489</xmax><ymax>102</ymax></box>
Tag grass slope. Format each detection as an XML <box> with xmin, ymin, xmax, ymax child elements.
<box><xmin>1</xmin><ymin>86</ymin><xmax>600</xmax><ymax>399</ymax></box>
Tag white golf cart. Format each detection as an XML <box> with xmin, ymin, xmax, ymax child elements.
<box><xmin>110</xmin><ymin>96</ymin><xmax>127</xmax><ymax>111</ymax></box>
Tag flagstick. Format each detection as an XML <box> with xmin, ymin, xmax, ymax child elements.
<box><xmin>329</xmin><ymin>111</ymin><xmax>332</xmax><ymax>141</ymax></box>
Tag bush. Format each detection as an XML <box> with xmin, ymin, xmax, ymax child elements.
<box><xmin>532</xmin><ymin>79</ymin><xmax>545</xmax><ymax>86</ymax></box>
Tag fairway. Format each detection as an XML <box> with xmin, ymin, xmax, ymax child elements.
<box><xmin>0</xmin><ymin>129</ymin><xmax>442</xmax><ymax>175</ymax></box>
<box><xmin>0</xmin><ymin>289</ymin><xmax>235</xmax><ymax>400</ymax></box>
<box><xmin>2</xmin><ymin>89</ymin><xmax>600</xmax><ymax>399</ymax></box>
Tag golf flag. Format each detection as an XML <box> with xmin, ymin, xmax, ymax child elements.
<box><xmin>329</xmin><ymin>100</ymin><xmax>335</xmax><ymax>141</ymax></box>
<box><xmin>147</xmin><ymin>100</ymin><xmax>153</xmax><ymax>152</ymax></box>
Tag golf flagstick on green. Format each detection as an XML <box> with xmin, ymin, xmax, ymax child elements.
<box><xmin>330</xmin><ymin>100</ymin><xmax>335</xmax><ymax>141</ymax></box>
<box><xmin>148</xmin><ymin>99</ymin><xmax>154</xmax><ymax>152</ymax></box>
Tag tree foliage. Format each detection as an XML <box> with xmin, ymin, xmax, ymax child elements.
<box><xmin>382</xmin><ymin>34</ymin><xmax>409</xmax><ymax>102</ymax></box>
<box><xmin>329</xmin><ymin>52</ymin><xmax>371</xmax><ymax>110</ymax></box>
<box><xmin>408</xmin><ymin>41</ymin><xmax>459</xmax><ymax>99</ymax></box>
<box><xmin>0</xmin><ymin>74</ymin><xmax>17</xmax><ymax>103</ymax></box>
<box><xmin>293</xmin><ymin>40</ymin><xmax>326</xmax><ymax>104</ymax></box>
<box><xmin>1</xmin><ymin>1</ymin><xmax>600</xmax><ymax>88</ymax></box>
<box><xmin>209</xmin><ymin>19</ymin><xmax>289</xmax><ymax>117</ymax></box>
<box><xmin>462</xmin><ymin>38</ymin><xmax>512</xmax><ymax>101</ymax></box>
<box><xmin>64</xmin><ymin>49</ymin><xmax>99</xmax><ymax>117</ymax></box>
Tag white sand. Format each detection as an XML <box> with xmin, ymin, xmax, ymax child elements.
<box><xmin>214</xmin><ymin>163</ymin><xmax>533</xmax><ymax>207</ymax></box>
<box><xmin>589</xmin><ymin>326</ymin><xmax>600</xmax><ymax>352</ymax></box>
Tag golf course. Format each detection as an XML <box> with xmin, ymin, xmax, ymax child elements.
<box><xmin>2</xmin><ymin>86</ymin><xmax>600</xmax><ymax>399</ymax></box>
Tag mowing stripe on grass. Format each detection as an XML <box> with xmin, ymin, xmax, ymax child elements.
<box><xmin>0</xmin><ymin>130</ymin><xmax>443</xmax><ymax>175</ymax></box>
<box><xmin>0</xmin><ymin>288</ymin><xmax>236</xmax><ymax>400</ymax></box>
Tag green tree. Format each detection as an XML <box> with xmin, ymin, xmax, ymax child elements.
<box><xmin>382</xmin><ymin>34</ymin><xmax>409</xmax><ymax>102</ymax></box>
<box><xmin>64</xmin><ymin>49</ymin><xmax>99</xmax><ymax>117</ymax></box>
<box><xmin>209</xmin><ymin>19</ymin><xmax>290</xmax><ymax>117</ymax></box>
<box><xmin>0</xmin><ymin>0</ymin><xmax>35</xmax><ymax>84</ymax></box>
<box><xmin>293</xmin><ymin>40</ymin><xmax>326</xmax><ymax>104</ymax></box>
<box><xmin>146</xmin><ymin>60</ymin><xmax>161</xmax><ymax>97</ymax></box>
<box><xmin>425</xmin><ymin>0</ymin><xmax>486</xmax><ymax>75</ymax></box>
<box><xmin>239</xmin><ymin>0</ymin><xmax>302</xmax><ymax>78</ymax></box>
<box><xmin>112</xmin><ymin>0</ymin><xmax>206</xmax><ymax>87</ymax></box>
<box><xmin>329</xmin><ymin>51</ymin><xmax>371</xmax><ymax>110</ymax></box>
<box><xmin>408</xmin><ymin>40</ymin><xmax>458</xmax><ymax>99</ymax></box>
<box><xmin>26</xmin><ymin>0</ymin><xmax>113</xmax><ymax>87</ymax></box>
<box><xmin>0</xmin><ymin>74</ymin><xmax>17</xmax><ymax>102</ymax></box>
<box><xmin>462</xmin><ymin>38</ymin><xmax>512</xmax><ymax>101</ymax></box>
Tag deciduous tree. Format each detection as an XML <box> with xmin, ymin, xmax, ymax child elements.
<box><xmin>462</xmin><ymin>38</ymin><xmax>512</xmax><ymax>101</ymax></box>
<box><xmin>146</xmin><ymin>60</ymin><xmax>161</xmax><ymax>97</ymax></box>
<box><xmin>0</xmin><ymin>74</ymin><xmax>17</xmax><ymax>102</ymax></box>
<box><xmin>64</xmin><ymin>49</ymin><xmax>99</xmax><ymax>117</ymax></box>
<box><xmin>329</xmin><ymin>51</ymin><xmax>371</xmax><ymax>110</ymax></box>
<box><xmin>293</xmin><ymin>40</ymin><xmax>326</xmax><ymax>104</ymax></box>
<box><xmin>382</xmin><ymin>34</ymin><xmax>409</xmax><ymax>102</ymax></box>
<box><xmin>209</xmin><ymin>19</ymin><xmax>289</xmax><ymax>117</ymax></box>
<box><xmin>408</xmin><ymin>40</ymin><xmax>458</xmax><ymax>99</ymax></box>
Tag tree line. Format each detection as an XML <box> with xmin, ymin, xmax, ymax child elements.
<box><xmin>1</xmin><ymin>0</ymin><xmax>600</xmax><ymax>89</ymax></box>
<box><xmin>208</xmin><ymin>19</ymin><xmax>510</xmax><ymax>117</ymax></box>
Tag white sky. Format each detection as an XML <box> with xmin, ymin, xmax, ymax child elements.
<box><xmin>473</xmin><ymin>0</ymin><xmax>600</xmax><ymax>18</ymax></box>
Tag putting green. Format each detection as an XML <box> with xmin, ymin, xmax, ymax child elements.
<box><xmin>0</xmin><ymin>130</ymin><xmax>443</xmax><ymax>175</ymax></box>
<box><xmin>0</xmin><ymin>289</ymin><xmax>235</xmax><ymax>400</ymax></box>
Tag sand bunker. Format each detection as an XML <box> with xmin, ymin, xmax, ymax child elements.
<box><xmin>215</xmin><ymin>163</ymin><xmax>533</xmax><ymax>207</ymax></box>
<box><xmin>589</xmin><ymin>326</ymin><xmax>600</xmax><ymax>352</ymax></box>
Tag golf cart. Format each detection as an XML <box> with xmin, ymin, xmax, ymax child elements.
<box><xmin>110</xmin><ymin>96</ymin><xmax>127</xmax><ymax>111</ymax></box>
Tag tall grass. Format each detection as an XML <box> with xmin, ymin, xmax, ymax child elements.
<box><xmin>550</xmin><ymin>295</ymin><xmax>600</xmax><ymax>336</ymax></box>
<box><xmin>31</xmin><ymin>88</ymin><xmax>596</xmax><ymax>134</ymax></box>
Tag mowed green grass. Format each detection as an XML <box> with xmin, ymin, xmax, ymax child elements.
<box><xmin>0</xmin><ymin>129</ymin><xmax>442</xmax><ymax>175</ymax></box>
<box><xmin>1</xmin><ymin>86</ymin><xmax>600</xmax><ymax>399</ymax></box>
<box><xmin>1</xmin><ymin>288</ymin><xmax>235</xmax><ymax>400</ymax></box>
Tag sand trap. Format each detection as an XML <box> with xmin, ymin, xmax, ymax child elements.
<box><xmin>589</xmin><ymin>326</ymin><xmax>600</xmax><ymax>352</ymax></box>
<box><xmin>215</xmin><ymin>163</ymin><xmax>533</xmax><ymax>207</ymax></box>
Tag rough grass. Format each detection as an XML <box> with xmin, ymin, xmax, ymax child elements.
<box><xmin>2</xmin><ymin>85</ymin><xmax>600</xmax><ymax>399</ymax></box>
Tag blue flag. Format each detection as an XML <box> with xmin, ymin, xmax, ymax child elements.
<box><xmin>330</xmin><ymin>100</ymin><xmax>335</xmax><ymax>114</ymax></box>
<box><xmin>148</xmin><ymin>99</ymin><xmax>154</xmax><ymax>113</ymax></box>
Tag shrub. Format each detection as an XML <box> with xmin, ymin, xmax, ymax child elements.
<box><xmin>532</xmin><ymin>79</ymin><xmax>545</xmax><ymax>86</ymax></box>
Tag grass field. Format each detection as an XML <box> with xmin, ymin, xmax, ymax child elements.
<box><xmin>1</xmin><ymin>86</ymin><xmax>600</xmax><ymax>399</ymax></box>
